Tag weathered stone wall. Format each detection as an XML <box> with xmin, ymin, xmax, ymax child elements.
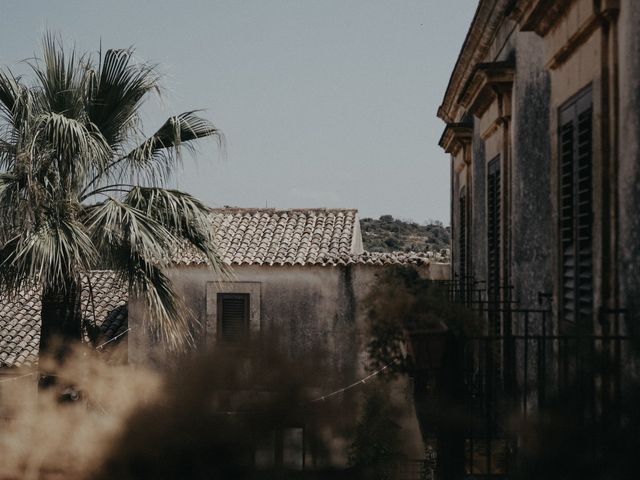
<box><xmin>471</xmin><ymin>118</ymin><xmax>487</xmax><ymax>282</ymax></box>
<box><xmin>510</xmin><ymin>31</ymin><xmax>553</xmax><ymax>312</ymax></box>
<box><xmin>618</xmin><ymin>0</ymin><xmax>640</xmax><ymax>320</ymax></box>
<box><xmin>129</xmin><ymin>262</ymin><xmax>449</xmax><ymax>465</ymax></box>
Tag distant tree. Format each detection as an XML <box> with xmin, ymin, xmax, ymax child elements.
<box><xmin>384</xmin><ymin>238</ymin><xmax>399</xmax><ymax>249</ymax></box>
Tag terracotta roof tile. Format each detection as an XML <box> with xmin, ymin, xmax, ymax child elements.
<box><xmin>173</xmin><ymin>208</ymin><xmax>361</xmax><ymax>266</ymax></box>
<box><xmin>0</xmin><ymin>271</ymin><xmax>128</xmax><ymax>368</ymax></box>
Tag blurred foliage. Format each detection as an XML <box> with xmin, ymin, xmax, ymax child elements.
<box><xmin>348</xmin><ymin>384</ymin><xmax>404</xmax><ymax>480</ymax></box>
<box><xmin>364</xmin><ymin>266</ymin><xmax>482</xmax><ymax>372</ymax></box>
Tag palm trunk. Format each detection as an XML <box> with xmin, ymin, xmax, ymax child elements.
<box><xmin>39</xmin><ymin>279</ymin><xmax>83</xmax><ymax>390</ymax></box>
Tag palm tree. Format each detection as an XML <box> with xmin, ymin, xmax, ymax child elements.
<box><xmin>0</xmin><ymin>34</ymin><xmax>224</xmax><ymax>360</ymax></box>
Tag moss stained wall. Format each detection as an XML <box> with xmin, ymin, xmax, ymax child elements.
<box><xmin>510</xmin><ymin>31</ymin><xmax>554</xmax><ymax>313</ymax></box>
<box><xmin>618</xmin><ymin>0</ymin><xmax>640</xmax><ymax>319</ymax></box>
<box><xmin>128</xmin><ymin>263</ymin><xmax>443</xmax><ymax>464</ymax></box>
<box><xmin>471</xmin><ymin>118</ymin><xmax>487</xmax><ymax>282</ymax></box>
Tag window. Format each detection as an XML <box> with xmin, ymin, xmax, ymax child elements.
<box><xmin>459</xmin><ymin>187</ymin><xmax>467</xmax><ymax>281</ymax></box>
<box><xmin>206</xmin><ymin>282</ymin><xmax>260</xmax><ymax>344</ymax></box>
<box><xmin>217</xmin><ymin>293</ymin><xmax>249</xmax><ymax>342</ymax></box>
<box><xmin>487</xmin><ymin>156</ymin><xmax>501</xmax><ymax>327</ymax></box>
<box><xmin>559</xmin><ymin>87</ymin><xmax>593</xmax><ymax>325</ymax></box>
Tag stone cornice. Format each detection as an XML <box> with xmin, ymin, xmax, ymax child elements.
<box><xmin>437</xmin><ymin>0</ymin><xmax>514</xmax><ymax>123</ymax></box>
<box><xmin>514</xmin><ymin>0</ymin><xmax>620</xmax><ymax>37</ymax></box>
<box><xmin>458</xmin><ymin>61</ymin><xmax>514</xmax><ymax>117</ymax></box>
<box><xmin>439</xmin><ymin>123</ymin><xmax>473</xmax><ymax>156</ymax></box>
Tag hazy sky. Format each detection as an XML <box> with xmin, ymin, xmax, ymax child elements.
<box><xmin>0</xmin><ymin>1</ymin><xmax>475</xmax><ymax>224</ymax></box>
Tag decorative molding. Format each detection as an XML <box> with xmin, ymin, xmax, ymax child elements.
<box><xmin>518</xmin><ymin>0</ymin><xmax>573</xmax><ymax>36</ymax></box>
<box><xmin>547</xmin><ymin>13</ymin><xmax>600</xmax><ymax>69</ymax></box>
<box><xmin>545</xmin><ymin>0</ymin><xmax>620</xmax><ymax>70</ymax></box>
<box><xmin>439</xmin><ymin>122</ymin><xmax>473</xmax><ymax>156</ymax></box>
<box><xmin>437</xmin><ymin>0</ymin><xmax>513</xmax><ymax>123</ymax></box>
<box><xmin>480</xmin><ymin>115</ymin><xmax>511</xmax><ymax>141</ymax></box>
<box><xmin>458</xmin><ymin>61</ymin><xmax>514</xmax><ymax>118</ymax></box>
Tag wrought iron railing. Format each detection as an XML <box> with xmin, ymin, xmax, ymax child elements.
<box><xmin>414</xmin><ymin>278</ymin><xmax>636</xmax><ymax>479</ymax></box>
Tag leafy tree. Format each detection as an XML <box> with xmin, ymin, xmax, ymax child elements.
<box><xmin>0</xmin><ymin>34</ymin><xmax>224</xmax><ymax>358</ymax></box>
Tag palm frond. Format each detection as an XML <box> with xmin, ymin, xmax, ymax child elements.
<box><xmin>0</xmin><ymin>70</ymin><xmax>24</xmax><ymax>129</ymax></box>
<box><xmin>84</xmin><ymin>197</ymin><xmax>179</xmax><ymax>265</ymax></box>
<box><xmin>35</xmin><ymin>111</ymin><xmax>112</xmax><ymax>182</ymax></box>
<box><xmin>119</xmin><ymin>111</ymin><xmax>222</xmax><ymax>183</ymax></box>
<box><xmin>87</xmin><ymin>48</ymin><xmax>160</xmax><ymax>148</ymax></box>
<box><xmin>127</xmin><ymin>256</ymin><xmax>195</xmax><ymax>351</ymax></box>
<box><xmin>0</xmin><ymin>172</ymin><xmax>16</xmax><ymax>197</ymax></box>
<box><xmin>124</xmin><ymin>186</ymin><xmax>225</xmax><ymax>275</ymax></box>
<box><xmin>0</xmin><ymin>70</ymin><xmax>36</xmax><ymax>170</ymax></box>
<box><xmin>0</xmin><ymin>218</ymin><xmax>96</xmax><ymax>292</ymax></box>
<box><xmin>84</xmin><ymin>201</ymin><xmax>197</xmax><ymax>350</ymax></box>
<box><xmin>30</xmin><ymin>32</ymin><xmax>88</xmax><ymax>118</ymax></box>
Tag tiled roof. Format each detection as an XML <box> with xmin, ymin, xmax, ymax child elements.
<box><xmin>171</xmin><ymin>208</ymin><xmax>447</xmax><ymax>267</ymax></box>
<box><xmin>0</xmin><ymin>210</ymin><xmax>444</xmax><ymax>368</ymax></box>
<box><xmin>0</xmin><ymin>271</ymin><xmax>128</xmax><ymax>368</ymax></box>
<box><xmin>174</xmin><ymin>208</ymin><xmax>363</xmax><ymax>266</ymax></box>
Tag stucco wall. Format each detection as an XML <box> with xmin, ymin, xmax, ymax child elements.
<box><xmin>129</xmin><ymin>262</ymin><xmax>450</xmax><ymax>466</ymax></box>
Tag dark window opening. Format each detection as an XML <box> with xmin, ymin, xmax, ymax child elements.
<box><xmin>218</xmin><ymin>293</ymin><xmax>249</xmax><ymax>342</ymax></box>
<box><xmin>459</xmin><ymin>186</ymin><xmax>468</xmax><ymax>300</ymax></box>
<box><xmin>487</xmin><ymin>156</ymin><xmax>501</xmax><ymax>333</ymax></box>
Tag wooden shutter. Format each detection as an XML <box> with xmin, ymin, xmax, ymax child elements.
<box><xmin>459</xmin><ymin>187</ymin><xmax>467</xmax><ymax>290</ymax></box>
<box><xmin>487</xmin><ymin>157</ymin><xmax>501</xmax><ymax>305</ymax></box>
<box><xmin>218</xmin><ymin>293</ymin><xmax>249</xmax><ymax>341</ymax></box>
<box><xmin>559</xmin><ymin>88</ymin><xmax>593</xmax><ymax>325</ymax></box>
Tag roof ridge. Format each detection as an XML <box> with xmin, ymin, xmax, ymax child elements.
<box><xmin>210</xmin><ymin>207</ymin><xmax>359</xmax><ymax>213</ymax></box>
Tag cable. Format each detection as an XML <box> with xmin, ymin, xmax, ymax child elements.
<box><xmin>310</xmin><ymin>361</ymin><xmax>394</xmax><ymax>403</ymax></box>
<box><xmin>0</xmin><ymin>372</ymin><xmax>35</xmax><ymax>384</ymax></box>
<box><xmin>95</xmin><ymin>328</ymin><xmax>131</xmax><ymax>350</ymax></box>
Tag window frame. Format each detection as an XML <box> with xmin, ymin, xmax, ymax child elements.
<box><xmin>206</xmin><ymin>282</ymin><xmax>261</xmax><ymax>344</ymax></box>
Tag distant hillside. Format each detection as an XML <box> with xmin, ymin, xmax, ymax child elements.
<box><xmin>360</xmin><ymin>215</ymin><xmax>450</xmax><ymax>254</ymax></box>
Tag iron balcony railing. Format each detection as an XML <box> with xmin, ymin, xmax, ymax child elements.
<box><xmin>412</xmin><ymin>277</ymin><xmax>636</xmax><ymax>479</ymax></box>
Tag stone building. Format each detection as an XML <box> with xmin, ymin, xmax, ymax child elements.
<box><xmin>0</xmin><ymin>207</ymin><xmax>450</xmax><ymax>473</ymax></box>
<box><xmin>438</xmin><ymin>0</ymin><xmax>640</xmax><ymax>334</ymax></box>
<box><xmin>434</xmin><ymin>2</ymin><xmax>640</xmax><ymax>477</ymax></box>
<box><xmin>130</xmin><ymin>207</ymin><xmax>449</xmax><ymax>470</ymax></box>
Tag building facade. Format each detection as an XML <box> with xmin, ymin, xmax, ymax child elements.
<box><xmin>439</xmin><ymin>0</ymin><xmax>640</xmax><ymax>336</ymax></box>
<box><xmin>0</xmin><ymin>208</ymin><xmax>451</xmax><ymax>474</ymax></box>
<box><xmin>128</xmin><ymin>208</ymin><xmax>449</xmax><ymax>472</ymax></box>
<box><xmin>435</xmin><ymin>2</ymin><xmax>640</xmax><ymax>477</ymax></box>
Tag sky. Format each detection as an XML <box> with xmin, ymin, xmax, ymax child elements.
<box><xmin>0</xmin><ymin>0</ymin><xmax>475</xmax><ymax>224</ymax></box>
